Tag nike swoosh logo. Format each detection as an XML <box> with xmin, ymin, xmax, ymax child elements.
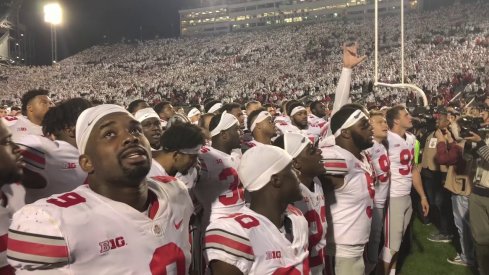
<box><xmin>354</xmin><ymin>113</ymin><xmax>361</xmax><ymax>119</ymax></box>
<box><xmin>87</xmin><ymin>119</ymin><xmax>95</xmax><ymax>126</ymax></box>
<box><xmin>174</xmin><ymin>219</ymin><xmax>183</xmax><ymax>230</ymax></box>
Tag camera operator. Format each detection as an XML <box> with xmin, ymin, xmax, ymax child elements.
<box><xmin>420</xmin><ymin>112</ymin><xmax>454</xmax><ymax>242</ymax></box>
<box><xmin>434</xmin><ymin>118</ymin><xmax>475</xmax><ymax>267</ymax></box>
<box><xmin>464</xmin><ymin>130</ymin><xmax>489</xmax><ymax>275</ymax></box>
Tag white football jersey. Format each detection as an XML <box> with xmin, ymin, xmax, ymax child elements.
<box><xmin>194</xmin><ymin>146</ymin><xmax>245</xmax><ymax>227</ymax></box>
<box><xmin>307</xmin><ymin>114</ymin><xmax>327</xmax><ymax>129</ymax></box>
<box><xmin>294</xmin><ymin>178</ymin><xmax>326</xmax><ymax>274</ymax></box>
<box><xmin>147</xmin><ymin>161</ymin><xmax>198</xmax><ymax>189</ymax></box>
<box><xmin>321</xmin><ymin>145</ymin><xmax>374</xmax><ymax>257</ymax></box>
<box><xmin>205</xmin><ymin>205</ymin><xmax>310</xmax><ymax>275</ymax></box>
<box><xmin>0</xmin><ymin>205</ymin><xmax>13</xmax><ymax>273</ymax></box>
<box><xmin>1</xmin><ymin>116</ymin><xmax>43</xmax><ymax>215</ymax></box>
<box><xmin>365</xmin><ymin>140</ymin><xmax>391</xmax><ymax>208</ymax></box>
<box><xmin>1</xmin><ymin>116</ymin><xmax>42</xmax><ymax>141</ymax></box>
<box><xmin>8</xmin><ymin>176</ymin><xmax>193</xmax><ymax>274</ymax></box>
<box><xmin>387</xmin><ymin>131</ymin><xmax>416</xmax><ymax>198</ymax></box>
<box><xmin>16</xmin><ymin>135</ymin><xmax>87</xmax><ymax>204</ymax></box>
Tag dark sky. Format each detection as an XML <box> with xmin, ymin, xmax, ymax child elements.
<box><xmin>17</xmin><ymin>0</ymin><xmax>198</xmax><ymax>65</ymax></box>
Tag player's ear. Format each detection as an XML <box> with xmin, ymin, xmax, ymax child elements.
<box><xmin>269</xmin><ymin>174</ymin><xmax>281</xmax><ymax>188</ymax></box>
<box><xmin>292</xmin><ymin>159</ymin><xmax>301</xmax><ymax>171</ymax></box>
<box><xmin>66</xmin><ymin>126</ymin><xmax>76</xmax><ymax>139</ymax></box>
<box><xmin>79</xmin><ymin>154</ymin><xmax>94</xmax><ymax>174</ymax></box>
<box><xmin>340</xmin><ymin>129</ymin><xmax>352</xmax><ymax>139</ymax></box>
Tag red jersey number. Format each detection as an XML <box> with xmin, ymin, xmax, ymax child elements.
<box><xmin>218</xmin><ymin>167</ymin><xmax>244</xmax><ymax>206</ymax></box>
<box><xmin>150</xmin><ymin>243</ymin><xmax>186</xmax><ymax>275</ymax></box>
<box><xmin>378</xmin><ymin>154</ymin><xmax>390</xmax><ymax>183</ymax></box>
<box><xmin>46</xmin><ymin>192</ymin><xmax>86</xmax><ymax>208</ymax></box>
<box><xmin>399</xmin><ymin>149</ymin><xmax>414</xmax><ymax>176</ymax></box>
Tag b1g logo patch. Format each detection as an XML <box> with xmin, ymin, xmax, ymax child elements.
<box><xmin>99</xmin><ymin>236</ymin><xmax>126</xmax><ymax>254</ymax></box>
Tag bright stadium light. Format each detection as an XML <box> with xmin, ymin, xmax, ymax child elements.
<box><xmin>44</xmin><ymin>3</ymin><xmax>62</xmax><ymax>64</ymax></box>
<box><xmin>44</xmin><ymin>3</ymin><xmax>62</xmax><ymax>25</ymax></box>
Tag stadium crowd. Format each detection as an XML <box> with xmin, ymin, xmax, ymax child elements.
<box><xmin>0</xmin><ymin>1</ymin><xmax>488</xmax><ymax>275</ymax></box>
<box><xmin>0</xmin><ymin>1</ymin><xmax>488</xmax><ymax>109</ymax></box>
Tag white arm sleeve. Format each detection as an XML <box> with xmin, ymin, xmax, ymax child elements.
<box><xmin>332</xmin><ymin>68</ymin><xmax>352</xmax><ymax>115</ymax></box>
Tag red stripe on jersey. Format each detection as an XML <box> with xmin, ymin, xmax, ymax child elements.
<box><xmin>205</xmin><ymin>234</ymin><xmax>253</xmax><ymax>255</ymax></box>
<box><xmin>148</xmin><ymin>191</ymin><xmax>160</xmax><ymax>220</ymax></box>
<box><xmin>323</xmin><ymin>162</ymin><xmax>347</xmax><ymax>168</ymax></box>
<box><xmin>21</xmin><ymin>149</ymin><xmax>45</xmax><ymax>165</ymax></box>
<box><xmin>8</xmin><ymin>238</ymin><xmax>69</xmax><ymax>258</ymax></box>
<box><xmin>0</xmin><ymin>234</ymin><xmax>7</xmax><ymax>251</ymax></box>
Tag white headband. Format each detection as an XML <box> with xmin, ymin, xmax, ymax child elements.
<box><xmin>238</xmin><ymin>145</ymin><xmax>292</xmax><ymax>192</ymax></box>
<box><xmin>208</xmin><ymin>103</ymin><xmax>222</xmax><ymax>114</ymax></box>
<box><xmin>284</xmin><ymin>132</ymin><xmax>310</xmax><ymax>158</ymax></box>
<box><xmin>76</xmin><ymin>104</ymin><xmax>131</xmax><ymax>154</ymax></box>
<box><xmin>290</xmin><ymin>106</ymin><xmax>306</xmax><ymax>117</ymax></box>
<box><xmin>173</xmin><ymin>144</ymin><xmax>202</xmax><ymax>155</ymax></box>
<box><xmin>210</xmin><ymin>111</ymin><xmax>238</xmax><ymax>137</ymax></box>
<box><xmin>250</xmin><ymin>111</ymin><xmax>271</xmax><ymax>132</ymax></box>
<box><xmin>333</xmin><ymin>109</ymin><xmax>367</xmax><ymax>138</ymax></box>
<box><xmin>134</xmin><ymin>108</ymin><xmax>160</xmax><ymax>123</ymax></box>
<box><xmin>187</xmin><ymin>108</ymin><xmax>201</xmax><ymax>118</ymax></box>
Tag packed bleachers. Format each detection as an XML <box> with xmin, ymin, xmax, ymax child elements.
<box><xmin>0</xmin><ymin>1</ymin><xmax>487</xmax><ymax>109</ymax></box>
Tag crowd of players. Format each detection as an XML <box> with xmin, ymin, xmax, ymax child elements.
<box><xmin>0</xmin><ymin>1</ymin><xmax>488</xmax><ymax>110</ymax></box>
<box><xmin>0</xmin><ymin>41</ymin><xmax>488</xmax><ymax>275</ymax></box>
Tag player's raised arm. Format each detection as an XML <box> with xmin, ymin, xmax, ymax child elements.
<box><xmin>332</xmin><ymin>42</ymin><xmax>367</xmax><ymax>115</ymax></box>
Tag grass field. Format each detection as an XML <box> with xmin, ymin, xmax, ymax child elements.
<box><xmin>397</xmin><ymin>218</ymin><xmax>478</xmax><ymax>275</ymax></box>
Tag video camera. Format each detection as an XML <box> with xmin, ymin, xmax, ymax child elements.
<box><xmin>458</xmin><ymin>116</ymin><xmax>489</xmax><ymax>138</ymax></box>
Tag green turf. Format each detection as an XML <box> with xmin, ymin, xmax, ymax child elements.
<box><xmin>399</xmin><ymin>218</ymin><xmax>478</xmax><ymax>275</ymax></box>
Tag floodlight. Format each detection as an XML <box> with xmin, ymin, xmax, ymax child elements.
<box><xmin>44</xmin><ymin>3</ymin><xmax>62</xmax><ymax>25</ymax></box>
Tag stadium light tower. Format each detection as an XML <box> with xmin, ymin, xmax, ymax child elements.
<box><xmin>44</xmin><ymin>3</ymin><xmax>62</xmax><ymax>64</ymax></box>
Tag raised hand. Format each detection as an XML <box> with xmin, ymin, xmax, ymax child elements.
<box><xmin>343</xmin><ymin>42</ymin><xmax>367</xmax><ymax>69</ymax></box>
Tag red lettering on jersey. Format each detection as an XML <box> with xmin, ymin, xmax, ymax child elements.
<box><xmin>152</xmin><ymin>176</ymin><xmax>177</xmax><ymax>184</ymax></box>
<box><xmin>200</xmin><ymin>147</ymin><xmax>210</xmax><ymax>154</ymax></box>
<box><xmin>64</xmin><ymin>162</ymin><xmax>77</xmax><ymax>169</ymax></box>
<box><xmin>266</xmin><ymin>251</ymin><xmax>282</xmax><ymax>260</ymax></box>
<box><xmin>218</xmin><ymin>167</ymin><xmax>244</xmax><ymax>206</ymax></box>
<box><xmin>216</xmin><ymin>159</ymin><xmax>223</xmax><ymax>164</ymax></box>
<box><xmin>234</xmin><ymin>214</ymin><xmax>260</xmax><ymax>229</ymax></box>
<box><xmin>150</xmin><ymin>243</ymin><xmax>186</xmax><ymax>275</ymax></box>
<box><xmin>399</xmin><ymin>149</ymin><xmax>413</xmax><ymax>176</ymax></box>
<box><xmin>99</xmin><ymin>236</ymin><xmax>126</xmax><ymax>253</ymax></box>
<box><xmin>2</xmin><ymin>116</ymin><xmax>18</xmax><ymax>122</ymax></box>
<box><xmin>46</xmin><ymin>192</ymin><xmax>86</xmax><ymax>208</ymax></box>
<box><xmin>17</xmin><ymin>127</ymin><xmax>27</xmax><ymax>132</ymax></box>
<box><xmin>378</xmin><ymin>154</ymin><xmax>390</xmax><ymax>183</ymax></box>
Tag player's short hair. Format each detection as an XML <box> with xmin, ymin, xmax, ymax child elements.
<box><xmin>245</xmin><ymin>101</ymin><xmax>260</xmax><ymax>110</ymax></box>
<box><xmin>286</xmin><ymin>101</ymin><xmax>305</xmax><ymax>117</ymax></box>
<box><xmin>153</xmin><ymin>101</ymin><xmax>171</xmax><ymax>114</ymax></box>
<box><xmin>341</xmin><ymin>103</ymin><xmax>368</xmax><ymax>113</ymax></box>
<box><xmin>42</xmin><ymin>98</ymin><xmax>92</xmax><ymax>137</ymax></box>
<box><xmin>204</xmin><ymin>100</ymin><xmax>221</xmax><ymax>113</ymax></box>
<box><xmin>247</xmin><ymin>108</ymin><xmax>266</xmax><ymax>130</ymax></box>
<box><xmin>272</xmin><ymin>134</ymin><xmax>285</xmax><ymax>149</ymax></box>
<box><xmin>161</xmin><ymin>124</ymin><xmax>205</xmax><ymax>153</ymax></box>
<box><xmin>127</xmin><ymin>99</ymin><xmax>147</xmax><ymax>114</ymax></box>
<box><xmin>21</xmin><ymin>89</ymin><xmax>50</xmax><ymax>115</ymax></box>
<box><xmin>369</xmin><ymin>110</ymin><xmax>384</xmax><ymax>118</ymax></box>
<box><xmin>309</xmin><ymin>101</ymin><xmax>323</xmax><ymax>111</ymax></box>
<box><xmin>386</xmin><ymin>105</ymin><xmax>407</xmax><ymax>129</ymax></box>
<box><xmin>198</xmin><ymin>113</ymin><xmax>215</xmax><ymax>130</ymax></box>
<box><xmin>208</xmin><ymin>114</ymin><xmax>222</xmax><ymax>133</ymax></box>
<box><xmin>220</xmin><ymin>103</ymin><xmax>241</xmax><ymax>113</ymax></box>
<box><xmin>330</xmin><ymin>107</ymin><xmax>358</xmax><ymax>135</ymax></box>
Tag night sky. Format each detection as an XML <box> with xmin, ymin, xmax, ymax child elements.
<box><xmin>10</xmin><ymin>0</ymin><xmax>476</xmax><ymax>65</ymax></box>
<box><xmin>17</xmin><ymin>0</ymin><xmax>200</xmax><ymax>65</ymax></box>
